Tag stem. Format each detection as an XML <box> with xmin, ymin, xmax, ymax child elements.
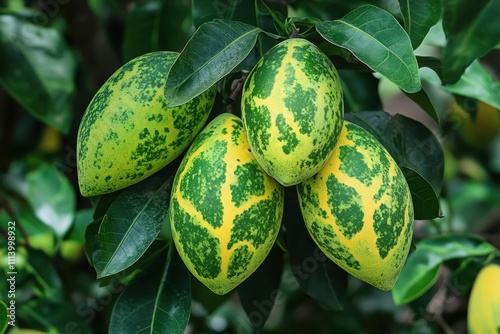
<box><xmin>226</xmin><ymin>72</ymin><xmax>249</xmax><ymax>114</ymax></box>
<box><xmin>288</xmin><ymin>28</ymin><xmax>299</xmax><ymax>39</ymax></box>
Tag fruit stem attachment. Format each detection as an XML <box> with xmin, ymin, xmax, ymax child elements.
<box><xmin>227</xmin><ymin>71</ymin><xmax>249</xmax><ymax>114</ymax></box>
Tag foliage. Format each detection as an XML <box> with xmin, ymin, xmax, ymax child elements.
<box><xmin>1</xmin><ymin>0</ymin><xmax>500</xmax><ymax>333</ymax></box>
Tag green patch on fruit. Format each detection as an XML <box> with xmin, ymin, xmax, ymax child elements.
<box><xmin>171</xmin><ymin>198</ymin><xmax>222</xmax><ymax>280</ymax></box>
<box><xmin>230</xmin><ymin>162</ymin><xmax>265</xmax><ymax>207</ymax></box>
<box><xmin>180</xmin><ymin>140</ymin><xmax>227</xmax><ymax>229</ymax></box>
<box><xmin>326</xmin><ymin>174</ymin><xmax>364</xmax><ymax>239</ymax></box>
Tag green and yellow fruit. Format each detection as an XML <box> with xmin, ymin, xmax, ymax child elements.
<box><xmin>241</xmin><ymin>38</ymin><xmax>344</xmax><ymax>186</ymax></box>
<box><xmin>77</xmin><ymin>51</ymin><xmax>216</xmax><ymax>197</ymax></box>
<box><xmin>468</xmin><ymin>263</ymin><xmax>500</xmax><ymax>334</ymax></box>
<box><xmin>297</xmin><ymin>121</ymin><xmax>414</xmax><ymax>291</ymax></box>
<box><xmin>169</xmin><ymin>113</ymin><xmax>284</xmax><ymax>295</ymax></box>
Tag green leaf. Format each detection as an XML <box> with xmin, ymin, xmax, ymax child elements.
<box><xmin>109</xmin><ymin>247</ymin><xmax>191</xmax><ymax>334</ymax></box>
<box><xmin>164</xmin><ymin>19</ymin><xmax>263</xmax><ymax>107</ymax></box>
<box><xmin>400</xmin><ymin>167</ymin><xmax>441</xmax><ymax>220</ymax></box>
<box><xmin>93</xmin><ymin>168</ymin><xmax>174</xmax><ymax>278</ymax></box>
<box><xmin>193</xmin><ymin>0</ymin><xmax>257</xmax><ymax>28</ymax></box>
<box><xmin>345</xmin><ymin>111</ymin><xmax>443</xmax><ymax>219</ymax></box>
<box><xmin>398</xmin><ymin>0</ymin><xmax>441</xmax><ymax>49</ymax></box>
<box><xmin>25</xmin><ymin>249</ymin><xmax>64</xmax><ymax>303</ymax></box>
<box><xmin>25</xmin><ymin>163</ymin><xmax>75</xmax><ymax>238</ymax></box>
<box><xmin>98</xmin><ymin>240</ymin><xmax>168</xmax><ymax>287</ymax></box>
<box><xmin>392</xmin><ymin>233</ymin><xmax>496</xmax><ymax>305</ymax></box>
<box><xmin>316</xmin><ymin>5</ymin><xmax>421</xmax><ymax>93</ymax></box>
<box><xmin>238</xmin><ymin>243</ymin><xmax>284</xmax><ymax>331</ymax></box>
<box><xmin>284</xmin><ymin>187</ymin><xmax>347</xmax><ymax>310</ymax></box>
<box><xmin>441</xmin><ymin>0</ymin><xmax>500</xmax><ymax>84</ymax></box>
<box><xmin>403</xmin><ymin>87</ymin><xmax>439</xmax><ymax>122</ymax></box>
<box><xmin>0</xmin><ymin>300</ymin><xmax>8</xmax><ymax>334</ymax></box>
<box><xmin>339</xmin><ymin>70</ymin><xmax>381</xmax><ymax>112</ymax></box>
<box><xmin>255</xmin><ymin>0</ymin><xmax>287</xmax><ymax>37</ymax></box>
<box><xmin>451</xmin><ymin>256</ymin><xmax>486</xmax><ymax>295</ymax></box>
<box><xmin>443</xmin><ymin>61</ymin><xmax>500</xmax><ymax>110</ymax></box>
<box><xmin>122</xmin><ymin>0</ymin><xmax>191</xmax><ymax>61</ymax></box>
<box><xmin>84</xmin><ymin>192</ymin><xmax>121</xmax><ymax>265</ymax></box>
<box><xmin>0</xmin><ymin>10</ymin><xmax>76</xmax><ymax>134</ymax></box>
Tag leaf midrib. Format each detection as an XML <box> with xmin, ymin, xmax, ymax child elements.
<box><xmin>166</xmin><ymin>22</ymin><xmax>261</xmax><ymax>96</ymax></box>
<box><xmin>97</xmin><ymin>181</ymin><xmax>168</xmax><ymax>277</ymax></box>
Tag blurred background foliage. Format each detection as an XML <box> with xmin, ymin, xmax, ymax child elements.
<box><xmin>0</xmin><ymin>0</ymin><xmax>499</xmax><ymax>333</ymax></box>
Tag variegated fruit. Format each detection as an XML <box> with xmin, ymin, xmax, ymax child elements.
<box><xmin>297</xmin><ymin>121</ymin><xmax>414</xmax><ymax>291</ymax></box>
<box><xmin>241</xmin><ymin>38</ymin><xmax>344</xmax><ymax>186</ymax></box>
<box><xmin>169</xmin><ymin>113</ymin><xmax>284</xmax><ymax>295</ymax></box>
<box><xmin>468</xmin><ymin>263</ymin><xmax>500</xmax><ymax>333</ymax></box>
<box><xmin>77</xmin><ymin>51</ymin><xmax>216</xmax><ymax>197</ymax></box>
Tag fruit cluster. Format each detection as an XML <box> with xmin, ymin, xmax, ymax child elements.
<box><xmin>77</xmin><ymin>38</ymin><xmax>414</xmax><ymax>295</ymax></box>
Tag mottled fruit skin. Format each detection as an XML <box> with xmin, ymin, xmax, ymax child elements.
<box><xmin>297</xmin><ymin>121</ymin><xmax>414</xmax><ymax>291</ymax></box>
<box><xmin>468</xmin><ymin>264</ymin><xmax>500</xmax><ymax>334</ymax></box>
<box><xmin>241</xmin><ymin>38</ymin><xmax>344</xmax><ymax>186</ymax></box>
<box><xmin>169</xmin><ymin>113</ymin><xmax>284</xmax><ymax>295</ymax></box>
<box><xmin>77</xmin><ymin>51</ymin><xmax>216</xmax><ymax>197</ymax></box>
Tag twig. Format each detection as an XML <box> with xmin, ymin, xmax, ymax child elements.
<box><xmin>227</xmin><ymin>72</ymin><xmax>249</xmax><ymax>114</ymax></box>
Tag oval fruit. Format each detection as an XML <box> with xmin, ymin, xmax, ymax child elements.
<box><xmin>297</xmin><ymin>121</ymin><xmax>414</xmax><ymax>291</ymax></box>
<box><xmin>77</xmin><ymin>51</ymin><xmax>216</xmax><ymax>197</ymax></box>
<box><xmin>468</xmin><ymin>263</ymin><xmax>500</xmax><ymax>333</ymax></box>
<box><xmin>169</xmin><ymin>113</ymin><xmax>284</xmax><ymax>295</ymax></box>
<box><xmin>241</xmin><ymin>38</ymin><xmax>344</xmax><ymax>186</ymax></box>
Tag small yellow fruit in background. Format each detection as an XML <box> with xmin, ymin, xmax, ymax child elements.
<box><xmin>450</xmin><ymin>99</ymin><xmax>500</xmax><ymax>149</ymax></box>
<box><xmin>467</xmin><ymin>263</ymin><xmax>500</xmax><ymax>334</ymax></box>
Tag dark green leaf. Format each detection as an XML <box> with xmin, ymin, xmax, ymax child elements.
<box><xmin>400</xmin><ymin>167</ymin><xmax>441</xmax><ymax>220</ymax></box>
<box><xmin>98</xmin><ymin>240</ymin><xmax>168</xmax><ymax>287</ymax></box>
<box><xmin>122</xmin><ymin>0</ymin><xmax>191</xmax><ymax>61</ymax></box>
<box><xmin>345</xmin><ymin>111</ymin><xmax>444</xmax><ymax>219</ymax></box>
<box><xmin>84</xmin><ymin>189</ymin><xmax>131</xmax><ymax>263</ymax></box>
<box><xmin>255</xmin><ymin>0</ymin><xmax>287</xmax><ymax>57</ymax></box>
<box><xmin>109</xmin><ymin>247</ymin><xmax>191</xmax><ymax>334</ymax></box>
<box><xmin>403</xmin><ymin>87</ymin><xmax>439</xmax><ymax>122</ymax></box>
<box><xmin>339</xmin><ymin>70</ymin><xmax>381</xmax><ymax>112</ymax></box>
<box><xmin>255</xmin><ymin>0</ymin><xmax>287</xmax><ymax>37</ymax></box>
<box><xmin>193</xmin><ymin>0</ymin><xmax>257</xmax><ymax>28</ymax></box>
<box><xmin>398</xmin><ymin>0</ymin><xmax>441</xmax><ymax>49</ymax></box>
<box><xmin>0</xmin><ymin>300</ymin><xmax>7</xmax><ymax>334</ymax></box>
<box><xmin>441</xmin><ymin>0</ymin><xmax>500</xmax><ymax>83</ymax></box>
<box><xmin>284</xmin><ymin>187</ymin><xmax>347</xmax><ymax>310</ymax></box>
<box><xmin>238</xmin><ymin>243</ymin><xmax>284</xmax><ymax>331</ymax></box>
<box><xmin>25</xmin><ymin>249</ymin><xmax>64</xmax><ymax>302</ymax></box>
<box><xmin>316</xmin><ymin>5</ymin><xmax>421</xmax><ymax>93</ymax></box>
<box><xmin>0</xmin><ymin>11</ymin><xmax>76</xmax><ymax>134</ymax></box>
<box><xmin>164</xmin><ymin>19</ymin><xmax>263</xmax><ymax>107</ymax></box>
<box><xmin>93</xmin><ymin>168</ymin><xmax>174</xmax><ymax>278</ymax></box>
<box><xmin>392</xmin><ymin>233</ymin><xmax>496</xmax><ymax>304</ymax></box>
<box><xmin>25</xmin><ymin>163</ymin><xmax>75</xmax><ymax>238</ymax></box>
